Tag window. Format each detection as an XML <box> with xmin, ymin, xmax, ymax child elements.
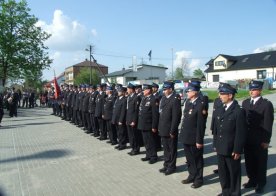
<box><xmin>263</xmin><ymin>55</ymin><xmax>271</xmax><ymax>61</ymax></box>
<box><xmin>242</xmin><ymin>57</ymin><xmax>249</xmax><ymax>62</ymax></box>
<box><xmin>214</xmin><ymin>60</ymin><xmax>226</xmax><ymax>67</ymax></box>
<box><xmin>257</xmin><ymin>70</ymin><xmax>267</xmax><ymax>79</ymax></box>
<box><xmin>213</xmin><ymin>75</ymin><xmax>219</xmax><ymax>82</ymax></box>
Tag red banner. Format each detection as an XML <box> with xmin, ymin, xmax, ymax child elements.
<box><xmin>53</xmin><ymin>77</ymin><xmax>61</xmax><ymax>99</ymax></box>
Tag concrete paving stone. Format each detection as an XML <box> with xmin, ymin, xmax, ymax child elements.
<box><xmin>0</xmin><ymin>106</ymin><xmax>276</xmax><ymax>196</ymax></box>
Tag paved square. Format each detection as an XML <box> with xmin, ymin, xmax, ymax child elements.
<box><xmin>0</xmin><ymin>105</ymin><xmax>275</xmax><ymax>196</ymax></box>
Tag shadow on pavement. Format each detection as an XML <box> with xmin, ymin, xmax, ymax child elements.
<box><xmin>1</xmin><ymin>121</ymin><xmax>61</xmax><ymax>129</ymax></box>
<box><xmin>0</xmin><ymin>149</ymin><xmax>72</xmax><ymax>164</ymax></box>
<box><xmin>0</xmin><ymin>187</ymin><xmax>5</xmax><ymax>196</ymax></box>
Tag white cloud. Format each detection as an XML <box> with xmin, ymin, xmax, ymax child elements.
<box><xmin>173</xmin><ymin>50</ymin><xmax>202</xmax><ymax>75</ymax></box>
<box><xmin>91</xmin><ymin>29</ymin><xmax>98</xmax><ymax>37</ymax></box>
<box><xmin>36</xmin><ymin>9</ymin><xmax>97</xmax><ymax>51</ymax></box>
<box><xmin>253</xmin><ymin>43</ymin><xmax>276</xmax><ymax>53</ymax></box>
<box><xmin>36</xmin><ymin>9</ymin><xmax>98</xmax><ymax>80</ymax></box>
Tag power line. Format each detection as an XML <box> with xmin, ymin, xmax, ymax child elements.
<box><xmin>93</xmin><ymin>52</ymin><xmax>212</xmax><ymax>61</ymax></box>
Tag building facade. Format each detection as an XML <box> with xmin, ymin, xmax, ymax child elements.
<box><xmin>64</xmin><ymin>60</ymin><xmax>108</xmax><ymax>85</ymax></box>
<box><xmin>102</xmin><ymin>64</ymin><xmax>168</xmax><ymax>85</ymax></box>
<box><xmin>205</xmin><ymin>51</ymin><xmax>276</xmax><ymax>83</ymax></box>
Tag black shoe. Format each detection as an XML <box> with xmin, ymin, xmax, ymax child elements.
<box><xmin>164</xmin><ymin>169</ymin><xmax>175</xmax><ymax>176</ymax></box>
<box><xmin>243</xmin><ymin>181</ymin><xmax>257</xmax><ymax>188</ymax></box>
<box><xmin>118</xmin><ymin>146</ymin><xmax>126</xmax><ymax>150</ymax></box>
<box><xmin>94</xmin><ymin>133</ymin><xmax>100</xmax><ymax>137</ymax></box>
<box><xmin>114</xmin><ymin>145</ymin><xmax>120</xmax><ymax>149</ymax></box>
<box><xmin>111</xmin><ymin>142</ymin><xmax>118</xmax><ymax>145</ymax></box>
<box><xmin>141</xmin><ymin>157</ymin><xmax>150</xmax><ymax>161</ymax></box>
<box><xmin>148</xmin><ymin>159</ymin><xmax>158</xmax><ymax>164</ymax></box>
<box><xmin>213</xmin><ymin>169</ymin><xmax>219</xmax><ymax>174</ymax></box>
<box><xmin>99</xmin><ymin>137</ymin><xmax>107</xmax><ymax>141</ymax></box>
<box><xmin>85</xmin><ymin>131</ymin><xmax>91</xmax><ymax>134</ymax></box>
<box><xmin>191</xmin><ymin>182</ymin><xmax>202</xmax><ymax>189</ymax></box>
<box><xmin>82</xmin><ymin>127</ymin><xmax>87</xmax><ymax>131</ymax></box>
<box><xmin>106</xmin><ymin>141</ymin><xmax>112</xmax><ymax>144</ymax></box>
<box><xmin>255</xmin><ymin>185</ymin><xmax>264</xmax><ymax>194</ymax></box>
<box><xmin>159</xmin><ymin>167</ymin><xmax>167</xmax><ymax>173</ymax></box>
<box><xmin>128</xmin><ymin>151</ymin><xmax>140</xmax><ymax>156</ymax></box>
<box><xmin>217</xmin><ymin>193</ymin><xmax>223</xmax><ymax>196</ymax></box>
<box><xmin>50</xmin><ymin>113</ymin><xmax>55</xmax><ymax>115</ymax></box>
<box><xmin>181</xmin><ymin>178</ymin><xmax>194</xmax><ymax>184</ymax></box>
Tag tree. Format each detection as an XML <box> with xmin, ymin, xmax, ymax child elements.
<box><xmin>74</xmin><ymin>68</ymin><xmax>100</xmax><ymax>85</ymax></box>
<box><xmin>193</xmin><ymin>68</ymin><xmax>204</xmax><ymax>78</ymax></box>
<box><xmin>174</xmin><ymin>67</ymin><xmax>184</xmax><ymax>80</ymax></box>
<box><xmin>0</xmin><ymin>0</ymin><xmax>52</xmax><ymax>86</ymax></box>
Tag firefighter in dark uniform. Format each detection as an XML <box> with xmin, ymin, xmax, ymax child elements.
<box><xmin>76</xmin><ymin>84</ymin><xmax>83</xmax><ymax>127</ymax></box>
<box><xmin>112</xmin><ymin>87</ymin><xmax>127</xmax><ymax>149</ymax></box>
<box><xmin>138</xmin><ymin>84</ymin><xmax>159</xmax><ymax>164</ymax></box>
<box><xmin>77</xmin><ymin>85</ymin><xmax>86</xmax><ymax>127</ymax></box>
<box><xmin>95</xmin><ymin>83</ymin><xmax>107</xmax><ymax>139</ymax></box>
<box><xmin>152</xmin><ymin>82</ymin><xmax>162</xmax><ymax>151</ymax></box>
<box><xmin>103</xmin><ymin>86</ymin><xmax>117</xmax><ymax>143</ymax></box>
<box><xmin>9</xmin><ymin>87</ymin><xmax>19</xmax><ymax>117</ymax></box>
<box><xmin>61</xmin><ymin>84</ymin><xmax>68</xmax><ymax>120</ymax></box>
<box><xmin>70</xmin><ymin>85</ymin><xmax>78</xmax><ymax>124</ymax></box>
<box><xmin>158</xmin><ymin>81</ymin><xmax>182</xmax><ymax>175</ymax></box>
<box><xmin>82</xmin><ymin>85</ymin><xmax>91</xmax><ymax>131</ymax></box>
<box><xmin>242</xmin><ymin>80</ymin><xmax>274</xmax><ymax>194</ymax></box>
<box><xmin>210</xmin><ymin>85</ymin><xmax>223</xmax><ymax>175</ymax></box>
<box><xmin>126</xmin><ymin>83</ymin><xmax>141</xmax><ymax>155</ymax></box>
<box><xmin>179</xmin><ymin>82</ymin><xmax>207</xmax><ymax>188</ymax></box>
<box><xmin>213</xmin><ymin>83</ymin><xmax>247</xmax><ymax>196</ymax></box>
<box><xmin>72</xmin><ymin>86</ymin><xmax>80</xmax><ymax>125</ymax></box>
<box><xmin>66</xmin><ymin>84</ymin><xmax>73</xmax><ymax>121</ymax></box>
<box><xmin>88</xmin><ymin>85</ymin><xmax>99</xmax><ymax>135</ymax></box>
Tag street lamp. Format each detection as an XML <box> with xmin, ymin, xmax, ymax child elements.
<box><xmin>85</xmin><ymin>45</ymin><xmax>93</xmax><ymax>84</ymax></box>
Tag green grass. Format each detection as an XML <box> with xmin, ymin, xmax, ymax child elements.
<box><xmin>202</xmin><ymin>89</ymin><xmax>276</xmax><ymax>102</ymax></box>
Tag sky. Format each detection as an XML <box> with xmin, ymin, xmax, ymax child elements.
<box><xmin>25</xmin><ymin>0</ymin><xmax>276</xmax><ymax>80</ymax></box>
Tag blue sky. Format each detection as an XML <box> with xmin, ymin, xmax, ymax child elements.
<box><xmin>26</xmin><ymin>0</ymin><xmax>276</xmax><ymax>80</ymax></box>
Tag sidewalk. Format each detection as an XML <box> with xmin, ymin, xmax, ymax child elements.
<box><xmin>0</xmin><ymin>107</ymin><xmax>275</xmax><ymax>196</ymax></box>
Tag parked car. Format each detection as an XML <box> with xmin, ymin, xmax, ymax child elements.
<box><xmin>174</xmin><ymin>88</ymin><xmax>186</xmax><ymax>106</ymax></box>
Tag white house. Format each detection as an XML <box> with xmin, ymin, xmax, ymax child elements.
<box><xmin>102</xmin><ymin>64</ymin><xmax>168</xmax><ymax>85</ymax></box>
<box><xmin>205</xmin><ymin>51</ymin><xmax>276</xmax><ymax>83</ymax></box>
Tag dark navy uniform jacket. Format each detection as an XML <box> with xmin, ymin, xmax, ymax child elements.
<box><xmin>137</xmin><ymin>94</ymin><xmax>159</xmax><ymax>131</ymax></box>
<box><xmin>112</xmin><ymin>96</ymin><xmax>127</xmax><ymax>124</ymax></box>
<box><xmin>242</xmin><ymin>97</ymin><xmax>274</xmax><ymax>145</ymax></box>
<box><xmin>213</xmin><ymin>100</ymin><xmax>247</xmax><ymax>156</ymax></box>
<box><xmin>82</xmin><ymin>92</ymin><xmax>90</xmax><ymax>112</ymax></box>
<box><xmin>179</xmin><ymin>97</ymin><xmax>206</xmax><ymax>145</ymax></box>
<box><xmin>88</xmin><ymin>91</ymin><xmax>98</xmax><ymax>114</ymax></box>
<box><xmin>126</xmin><ymin>93</ymin><xmax>140</xmax><ymax>125</ymax></box>
<box><xmin>95</xmin><ymin>91</ymin><xmax>106</xmax><ymax>118</ymax></box>
<box><xmin>103</xmin><ymin>94</ymin><xmax>116</xmax><ymax>120</ymax></box>
<box><xmin>158</xmin><ymin>92</ymin><xmax>182</xmax><ymax>137</ymax></box>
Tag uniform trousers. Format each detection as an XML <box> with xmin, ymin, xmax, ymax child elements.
<box><xmin>98</xmin><ymin>118</ymin><xmax>107</xmax><ymax>139</ymax></box>
<box><xmin>84</xmin><ymin>112</ymin><xmax>90</xmax><ymax>130</ymax></box>
<box><xmin>217</xmin><ymin>154</ymin><xmax>241</xmax><ymax>196</ymax></box>
<box><xmin>183</xmin><ymin>144</ymin><xmax>204</xmax><ymax>184</ymax></box>
<box><xmin>73</xmin><ymin>109</ymin><xmax>78</xmax><ymax>124</ymax></box>
<box><xmin>127</xmin><ymin>125</ymin><xmax>140</xmax><ymax>152</ymax></box>
<box><xmin>142</xmin><ymin>130</ymin><xmax>157</xmax><ymax>159</ymax></box>
<box><xmin>116</xmin><ymin>124</ymin><xmax>127</xmax><ymax>147</ymax></box>
<box><xmin>161</xmin><ymin>135</ymin><xmax>178</xmax><ymax>170</ymax></box>
<box><xmin>89</xmin><ymin>113</ymin><xmax>98</xmax><ymax>133</ymax></box>
<box><xmin>244</xmin><ymin>145</ymin><xmax>268</xmax><ymax>186</ymax></box>
<box><xmin>106</xmin><ymin>120</ymin><xmax>117</xmax><ymax>143</ymax></box>
<box><xmin>77</xmin><ymin>110</ymin><xmax>82</xmax><ymax>126</ymax></box>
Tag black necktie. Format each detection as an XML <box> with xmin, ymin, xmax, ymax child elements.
<box><xmin>222</xmin><ymin>104</ymin><xmax>227</xmax><ymax>114</ymax></box>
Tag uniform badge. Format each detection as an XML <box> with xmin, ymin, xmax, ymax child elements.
<box><xmin>145</xmin><ymin>101</ymin><xmax>150</xmax><ymax>106</ymax></box>
<box><xmin>202</xmin><ymin>110</ymin><xmax>207</xmax><ymax>115</ymax></box>
<box><xmin>189</xmin><ymin>109</ymin><xmax>192</xmax><ymax>114</ymax></box>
